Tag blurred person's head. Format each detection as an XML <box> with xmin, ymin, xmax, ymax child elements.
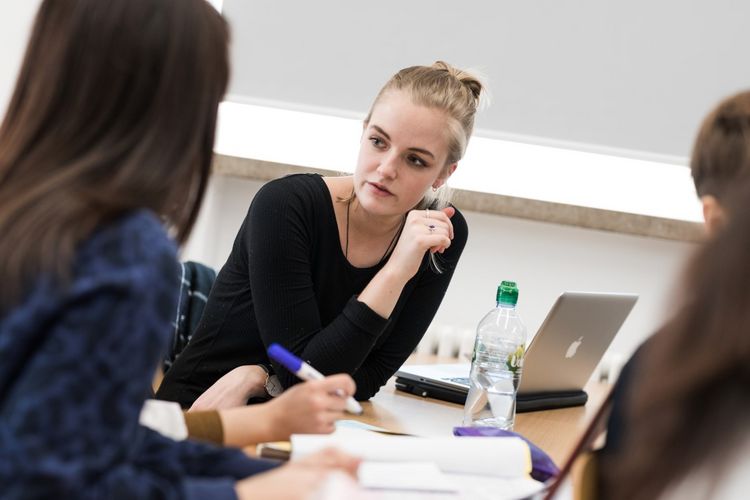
<box><xmin>691</xmin><ymin>90</ymin><xmax>750</xmax><ymax>234</ymax></box>
<box><xmin>0</xmin><ymin>0</ymin><xmax>230</xmax><ymax>312</ymax></box>
<box><xmin>601</xmin><ymin>178</ymin><xmax>750</xmax><ymax>499</ymax></box>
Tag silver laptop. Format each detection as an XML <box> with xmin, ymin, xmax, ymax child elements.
<box><xmin>395</xmin><ymin>291</ymin><xmax>637</xmax><ymax>406</ymax></box>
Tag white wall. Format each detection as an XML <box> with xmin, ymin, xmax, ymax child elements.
<box><xmin>183</xmin><ymin>175</ymin><xmax>697</xmax><ymax>361</ymax></box>
<box><xmin>0</xmin><ymin>1</ymin><xmax>41</xmax><ymax>118</ymax></box>
<box><xmin>197</xmin><ymin>0</ymin><xmax>708</xmax><ymax>364</ymax></box>
<box><xmin>0</xmin><ymin>0</ymin><xmax>699</xmax><ymax>368</ymax></box>
<box><xmin>223</xmin><ymin>0</ymin><xmax>750</xmax><ymax>160</ymax></box>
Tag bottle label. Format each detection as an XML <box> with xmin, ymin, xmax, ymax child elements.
<box><xmin>506</xmin><ymin>344</ymin><xmax>525</xmax><ymax>374</ymax></box>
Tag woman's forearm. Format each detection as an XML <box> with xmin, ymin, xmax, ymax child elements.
<box><xmin>356</xmin><ymin>263</ymin><xmax>411</xmax><ymax>319</ymax></box>
<box><xmin>219</xmin><ymin>404</ymin><xmax>279</xmax><ymax>447</ymax></box>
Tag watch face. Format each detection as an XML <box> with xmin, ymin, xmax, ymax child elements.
<box><xmin>265</xmin><ymin>374</ymin><xmax>284</xmax><ymax>397</ymax></box>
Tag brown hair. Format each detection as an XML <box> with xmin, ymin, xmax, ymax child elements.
<box><xmin>691</xmin><ymin>90</ymin><xmax>750</xmax><ymax>199</ymax></box>
<box><xmin>0</xmin><ymin>0</ymin><xmax>229</xmax><ymax>312</ymax></box>
<box><xmin>600</xmin><ymin>180</ymin><xmax>750</xmax><ymax>499</ymax></box>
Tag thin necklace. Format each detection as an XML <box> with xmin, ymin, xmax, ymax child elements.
<box><xmin>345</xmin><ymin>195</ymin><xmax>405</xmax><ymax>265</ymax></box>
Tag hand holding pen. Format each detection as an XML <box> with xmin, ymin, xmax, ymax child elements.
<box><xmin>268</xmin><ymin>343</ymin><xmax>364</xmax><ymax>415</ymax></box>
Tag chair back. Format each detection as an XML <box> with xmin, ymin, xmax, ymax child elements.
<box><xmin>163</xmin><ymin>261</ymin><xmax>216</xmax><ymax>372</ymax></box>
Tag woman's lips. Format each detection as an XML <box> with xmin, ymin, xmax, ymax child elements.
<box><xmin>368</xmin><ymin>182</ymin><xmax>393</xmax><ymax>196</ymax></box>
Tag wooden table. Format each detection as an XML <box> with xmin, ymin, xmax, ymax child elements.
<box><xmin>353</xmin><ymin>354</ymin><xmax>611</xmax><ymax>466</ymax></box>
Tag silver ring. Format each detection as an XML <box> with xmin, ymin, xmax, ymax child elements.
<box><xmin>428</xmin><ymin>224</ymin><xmax>436</xmax><ymax>232</ymax></box>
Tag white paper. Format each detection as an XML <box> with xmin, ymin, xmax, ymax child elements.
<box><xmin>359</xmin><ymin>462</ymin><xmax>458</xmax><ymax>492</ymax></box>
<box><xmin>291</xmin><ymin>430</ymin><xmax>531</xmax><ymax>478</ymax></box>
<box><xmin>449</xmin><ymin>473</ymin><xmax>545</xmax><ymax>499</ymax></box>
<box><xmin>336</xmin><ymin>420</ymin><xmax>392</xmax><ymax>433</ymax></box>
<box><xmin>312</xmin><ymin>470</ymin><xmax>545</xmax><ymax>500</ymax></box>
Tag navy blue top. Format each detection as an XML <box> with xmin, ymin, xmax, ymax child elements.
<box><xmin>0</xmin><ymin>211</ymin><xmax>276</xmax><ymax>499</ymax></box>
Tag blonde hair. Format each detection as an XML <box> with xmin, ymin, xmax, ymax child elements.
<box><xmin>366</xmin><ymin>61</ymin><xmax>484</xmax><ymax>165</ymax></box>
<box><xmin>365</xmin><ymin>61</ymin><xmax>485</xmax><ymax>209</ymax></box>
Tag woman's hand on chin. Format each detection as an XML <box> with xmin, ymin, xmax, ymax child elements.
<box><xmin>386</xmin><ymin>206</ymin><xmax>455</xmax><ymax>280</ymax></box>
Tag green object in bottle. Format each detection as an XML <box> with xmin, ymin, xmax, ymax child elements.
<box><xmin>496</xmin><ymin>280</ymin><xmax>519</xmax><ymax>307</ymax></box>
<box><xmin>506</xmin><ymin>344</ymin><xmax>525</xmax><ymax>374</ymax></box>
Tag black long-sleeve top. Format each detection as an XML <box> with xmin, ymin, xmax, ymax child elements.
<box><xmin>158</xmin><ymin>174</ymin><xmax>468</xmax><ymax>406</ymax></box>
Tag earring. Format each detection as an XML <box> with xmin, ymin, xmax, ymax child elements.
<box><xmin>432</xmin><ymin>186</ymin><xmax>438</xmax><ymax>192</ymax></box>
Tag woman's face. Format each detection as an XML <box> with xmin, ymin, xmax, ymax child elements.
<box><xmin>354</xmin><ymin>90</ymin><xmax>456</xmax><ymax>218</ymax></box>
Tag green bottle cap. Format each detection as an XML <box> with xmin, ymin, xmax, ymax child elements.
<box><xmin>496</xmin><ymin>281</ymin><xmax>519</xmax><ymax>306</ymax></box>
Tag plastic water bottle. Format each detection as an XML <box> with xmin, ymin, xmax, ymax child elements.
<box><xmin>463</xmin><ymin>281</ymin><xmax>527</xmax><ymax>430</ymax></box>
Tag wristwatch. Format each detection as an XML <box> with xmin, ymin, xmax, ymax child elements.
<box><xmin>258</xmin><ymin>364</ymin><xmax>283</xmax><ymax>398</ymax></box>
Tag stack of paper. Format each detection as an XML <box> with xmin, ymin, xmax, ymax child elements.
<box><xmin>291</xmin><ymin>427</ymin><xmax>544</xmax><ymax>499</ymax></box>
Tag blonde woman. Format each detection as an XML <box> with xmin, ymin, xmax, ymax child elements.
<box><xmin>158</xmin><ymin>62</ymin><xmax>485</xmax><ymax>410</ymax></box>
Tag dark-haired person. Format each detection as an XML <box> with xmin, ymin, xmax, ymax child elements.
<box><xmin>597</xmin><ymin>180</ymin><xmax>750</xmax><ymax>500</ymax></box>
<box><xmin>603</xmin><ymin>91</ymin><xmax>750</xmax><ymax>457</ymax></box>
<box><xmin>0</xmin><ymin>1</ymin><xmax>356</xmax><ymax>498</ymax></box>
<box><xmin>601</xmin><ymin>91</ymin><xmax>750</xmax><ymax>498</ymax></box>
<box><xmin>690</xmin><ymin>90</ymin><xmax>750</xmax><ymax>235</ymax></box>
<box><xmin>156</xmin><ymin>62</ymin><xmax>485</xmax><ymax>410</ymax></box>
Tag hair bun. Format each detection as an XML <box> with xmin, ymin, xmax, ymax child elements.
<box><xmin>367</xmin><ymin>60</ymin><xmax>488</xmax><ymax>165</ymax></box>
<box><xmin>432</xmin><ymin>60</ymin><xmax>483</xmax><ymax>102</ymax></box>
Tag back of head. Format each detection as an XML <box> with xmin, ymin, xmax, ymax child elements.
<box><xmin>0</xmin><ymin>0</ymin><xmax>229</xmax><ymax>312</ymax></box>
<box><xmin>691</xmin><ymin>90</ymin><xmax>750</xmax><ymax>200</ymax></box>
<box><xmin>366</xmin><ymin>61</ymin><xmax>485</xmax><ymax>166</ymax></box>
<box><xmin>601</xmin><ymin>179</ymin><xmax>750</xmax><ymax>499</ymax></box>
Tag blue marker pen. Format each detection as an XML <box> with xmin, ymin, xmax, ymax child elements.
<box><xmin>267</xmin><ymin>343</ymin><xmax>363</xmax><ymax>415</ymax></box>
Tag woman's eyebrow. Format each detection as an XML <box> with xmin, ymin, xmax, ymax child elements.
<box><xmin>371</xmin><ymin>124</ymin><xmax>435</xmax><ymax>158</ymax></box>
<box><xmin>371</xmin><ymin>125</ymin><xmax>391</xmax><ymax>141</ymax></box>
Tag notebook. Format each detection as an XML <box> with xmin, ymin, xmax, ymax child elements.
<box><xmin>395</xmin><ymin>291</ymin><xmax>637</xmax><ymax>411</ymax></box>
<box><xmin>291</xmin><ymin>427</ymin><xmax>545</xmax><ymax>498</ymax></box>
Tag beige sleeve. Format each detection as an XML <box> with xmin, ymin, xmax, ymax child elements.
<box><xmin>183</xmin><ymin>410</ymin><xmax>225</xmax><ymax>445</ymax></box>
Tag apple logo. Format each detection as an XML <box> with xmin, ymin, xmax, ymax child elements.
<box><xmin>566</xmin><ymin>336</ymin><xmax>584</xmax><ymax>358</ymax></box>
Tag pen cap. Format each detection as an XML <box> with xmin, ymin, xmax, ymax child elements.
<box><xmin>268</xmin><ymin>343</ymin><xmax>302</xmax><ymax>372</ymax></box>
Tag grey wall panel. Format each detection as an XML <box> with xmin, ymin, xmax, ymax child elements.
<box><xmin>223</xmin><ymin>0</ymin><xmax>750</xmax><ymax>160</ymax></box>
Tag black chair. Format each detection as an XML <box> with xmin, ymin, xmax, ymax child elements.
<box><xmin>163</xmin><ymin>261</ymin><xmax>216</xmax><ymax>373</ymax></box>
